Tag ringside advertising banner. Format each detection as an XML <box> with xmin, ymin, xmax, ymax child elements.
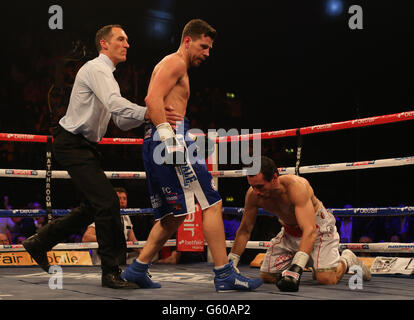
<box><xmin>177</xmin><ymin>203</ymin><xmax>204</xmax><ymax>252</ymax></box>
<box><xmin>0</xmin><ymin>250</ymin><xmax>92</xmax><ymax>266</ymax></box>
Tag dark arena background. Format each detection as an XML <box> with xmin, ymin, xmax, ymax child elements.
<box><xmin>0</xmin><ymin>0</ymin><xmax>413</xmax><ymax>309</ymax></box>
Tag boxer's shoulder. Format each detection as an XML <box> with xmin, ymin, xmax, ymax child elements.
<box><xmin>281</xmin><ymin>175</ymin><xmax>310</xmax><ymax>193</ymax></box>
<box><xmin>245</xmin><ymin>187</ymin><xmax>260</xmax><ymax>208</ymax></box>
<box><xmin>157</xmin><ymin>53</ymin><xmax>187</xmax><ymax>73</ymax></box>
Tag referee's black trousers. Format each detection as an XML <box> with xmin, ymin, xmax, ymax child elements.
<box><xmin>35</xmin><ymin>125</ymin><xmax>126</xmax><ymax>273</ymax></box>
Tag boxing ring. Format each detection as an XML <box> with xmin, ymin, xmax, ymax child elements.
<box><xmin>0</xmin><ymin>111</ymin><xmax>414</xmax><ymax>302</ymax></box>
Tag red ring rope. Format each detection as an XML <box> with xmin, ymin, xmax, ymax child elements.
<box><xmin>1</xmin><ymin>110</ymin><xmax>413</xmax><ymax>144</ymax></box>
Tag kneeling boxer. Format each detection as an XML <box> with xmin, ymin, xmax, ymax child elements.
<box><xmin>228</xmin><ymin>156</ymin><xmax>371</xmax><ymax>292</ymax></box>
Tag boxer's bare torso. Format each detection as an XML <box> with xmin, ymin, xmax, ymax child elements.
<box><xmin>148</xmin><ymin>53</ymin><xmax>190</xmax><ymax>119</ymax></box>
<box><xmin>247</xmin><ymin>174</ymin><xmax>321</xmax><ymax>226</ymax></box>
<box><xmin>146</xmin><ymin>35</ymin><xmax>213</xmax><ymax>126</ymax></box>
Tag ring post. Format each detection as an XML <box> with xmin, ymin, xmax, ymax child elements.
<box><xmin>295</xmin><ymin>128</ymin><xmax>302</xmax><ymax>176</ymax></box>
<box><xmin>45</xmin><ymin>136</ymin><xmax>53</xmax><ymax>224</ymax></box>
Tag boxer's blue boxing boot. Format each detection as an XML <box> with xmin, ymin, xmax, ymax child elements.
<box><xmin>121</xmin><ymin>260</ymin><xmax>161</xmax><ymax>288</ymax></box>
<box><xmin>213</xmin><ymin>260</ymin><xmax>263</xmax><ymax>292</ymax></box>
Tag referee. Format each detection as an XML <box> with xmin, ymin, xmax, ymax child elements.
<box><xmin>23</xmin><ymin>24</ymin><xmax>182</xmax><ymax>289</ymax></box>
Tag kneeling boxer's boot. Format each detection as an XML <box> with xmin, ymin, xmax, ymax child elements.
<box><xmin>341</xmin><ymin>249</ymin><xmax>372</xmax><ymax>281</ymax></box>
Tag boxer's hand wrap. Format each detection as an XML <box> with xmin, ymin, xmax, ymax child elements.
<box><xmin>228</xmin><ymin>252</ymin><xmax>241</xmax><ymax>274</ymax></box>
<box><xmin>156</xmin><ymin>122</ymin><xmax>186</xmax><ymax>165</ymax></box>
<box><xmin>276</xmin><ymin>251</ymin><xmax>309</xmax><ymax>292</ymax></box>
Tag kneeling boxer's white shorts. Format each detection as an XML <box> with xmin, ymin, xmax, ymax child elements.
<box><xmin>260</xmin><ymin>204</ymin><xmax>340</xmax><ymax>273</ymax></box>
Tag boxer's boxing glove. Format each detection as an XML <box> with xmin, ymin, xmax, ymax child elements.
<box><xmin>276</xmin><ymin>251</ymin><xmax>309</xmax><ymax>292</ymax></box>
<box><xmin>156</xmin><ymin>122</ymin><xmax>186</xmax><ymax>165</ymax></box>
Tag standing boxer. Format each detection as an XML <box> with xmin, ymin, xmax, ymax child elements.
<box><xmin>228</xmin><ymin>156</ymin><xmax>371</xmax><ymax>292</ymax></box>
<box><xmin>121</xmin><ymin>19</ymin><xmax>263</xmax><ymax>292</ymax></box>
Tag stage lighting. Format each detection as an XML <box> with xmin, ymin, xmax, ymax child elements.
<box><xmin>325</xmin><ymin>0</ymin><xmax>343</xmax><ymax>16</ymax></box>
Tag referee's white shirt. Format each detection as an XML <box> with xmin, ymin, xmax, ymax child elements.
<box><xmin>59</xmin><ymin>53</ymin><xmax>147</xmax><ymax>142</ymax></box>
